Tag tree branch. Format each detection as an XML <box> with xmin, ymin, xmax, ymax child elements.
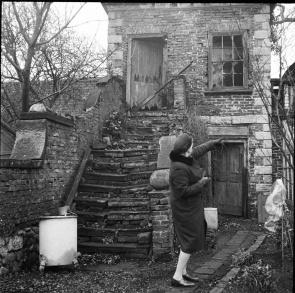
<box><xmin>273</xmin><ymin>4</ymin><xmax>295</xmax><ymax>24</ymax></box>
<box><xmin>35</xmin><ymin>3</ymin><xmax>86</xmax><ymax>47</ymax></box>
<box><xmin>11</xmin><ymin>2</ymin><xmax>31</xmax><ymax>45</ymax></box>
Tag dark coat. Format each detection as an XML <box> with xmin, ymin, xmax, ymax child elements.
<box><xmin>169</xmin><ymin>140</ymin><xmax>216</xmax><ymax>254</ymax></box>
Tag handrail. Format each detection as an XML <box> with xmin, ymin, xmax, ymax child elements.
<box><xmin>131</xmin><ymin>61</ymin><xmax>193</xmax><ymax>113</ymax></box>
<box><xmin>65</xmin><ymin>147</ymin><xmax>91</xmax><ymax>209</ymax></box>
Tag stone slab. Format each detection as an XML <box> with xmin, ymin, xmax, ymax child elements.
<box><xmin>157</xmin><ymin>135</ymin><xmax>177</xmax><ymax>169</ymax></box>
<box><xmin>10</xmin><ymin>119</ymin><xmax>47</xmax><ymax>160</ymax></box>
<box><xmin>208</xmin><ymin>126</ymin><xmax>248</xmax><ymax>137</ymax></box>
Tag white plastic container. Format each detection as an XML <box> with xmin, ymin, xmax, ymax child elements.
<box><xmin>39</xmin><ymin>215</ymin><xmax>77</xmax><ymax>266</ymax></box>
<box><xmin>204</xmin><ymin>208</ymin><xmax>218</xmax><ymax>229</ymax></box>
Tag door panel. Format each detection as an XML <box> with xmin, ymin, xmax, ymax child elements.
<box><xmin>130</xmin><ymin>39</ymin><xmax>164</xmax><ymax>110</ymax></box>
<box><xmin>212</xmin><ymin>143</ymin><xmax>244</xmax><ymax>216</ymax></box>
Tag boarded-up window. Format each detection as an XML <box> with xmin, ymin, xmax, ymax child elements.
<box><xmin>209</xmin><ymin>32</ymin><xmax>247</xmax><ymax>90</ymax></box>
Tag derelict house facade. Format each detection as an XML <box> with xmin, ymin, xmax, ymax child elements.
<box><xmin>102</xmin><ymin>3</ymin><xmax>273</xmax><ymax>218</ymax></box>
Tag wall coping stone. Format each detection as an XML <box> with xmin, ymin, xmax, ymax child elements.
<box><xmin>20</xmin><ymin>112</ymin><xmax>73</xmax><ymax>127</ymax></box>
<box><xmin>0</xmin><ymin>159</ymin><xmax>44</xmax><ymax>168</ymax></box>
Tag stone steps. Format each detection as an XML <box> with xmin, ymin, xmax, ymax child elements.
<box><xmin>75</xmin><ymin>110</ymin><xmax>172</xmax><ymax>257</ymax></box>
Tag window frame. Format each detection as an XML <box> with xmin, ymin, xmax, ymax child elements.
<box><xmin>208</xmin><ymin>31</ymin><xmax>248</xmax><ymax>91</ymax></box>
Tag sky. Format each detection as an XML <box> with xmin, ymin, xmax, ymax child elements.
<box><xmin>54</xmin><ymin>2</ymin><xmax>295</xmax><ymax>78</ymax></box>
<box><xmin>52</xmin><ymin>2</ymin><xmax>108</xmax><ymax>50</ymax></box>
<box><xmin>271</xmin><ymin>4</ymin><xmax>295</xmax><ymax>78</ymax></box>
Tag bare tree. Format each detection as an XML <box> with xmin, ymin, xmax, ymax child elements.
<box><xmin>1</xmin><ymin>2</ymin><xmax>87</xmax><ymax>112</ymax></box>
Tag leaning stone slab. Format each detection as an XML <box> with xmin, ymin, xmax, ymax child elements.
<box><xmin>10</xmin><ymin>119</ymin><xmax>47</xmax><ymax>160</ymax></box>
<box><xmin>157</xmin><ymin>135</ymin><xmax>177</xmax><ymax>169</ymax></box>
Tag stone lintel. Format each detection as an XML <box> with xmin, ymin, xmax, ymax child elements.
<box><xmin>208</xmin><ymin>126</ymin><xmax>248</xmax><ymax>137</ymax></box>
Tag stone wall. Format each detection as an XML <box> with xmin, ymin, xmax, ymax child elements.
<box><xmin>0</xmin><ymin>104</ymin><xmax>101</xmax><ymax>274</ymax></box>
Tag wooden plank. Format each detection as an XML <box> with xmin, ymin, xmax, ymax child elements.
<box><xmin>126</xmin><ymin>38</ymin><xmax>132</xmax><ymax>107</ymax></box>
<box><xmin>66</xmin><ymin>148</ymin><xmax>91</xmax><ymax>207</ymax></box>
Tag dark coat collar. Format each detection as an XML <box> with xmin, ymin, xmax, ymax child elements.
<box><xmin>169</xmin><ymin>150</ymin><xmax>193</xmax><ymax>166</ymax></box>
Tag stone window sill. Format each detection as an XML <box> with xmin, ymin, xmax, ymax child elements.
<box><xmin>204</xmin><ymin>89</ymin><xmax>253</xmax><ymax>96</ymax></box>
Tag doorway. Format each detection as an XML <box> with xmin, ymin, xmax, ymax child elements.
<box><xmin>211</xmin><ymin>142</ymin><xmax>247</xmax><ymax>217</ymax></box>
<box><xmin>127</xmin><ymin>35</ymin><xmax>167</xmax><ymax>110</ymax></box>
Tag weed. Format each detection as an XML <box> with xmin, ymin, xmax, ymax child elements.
<box><xmin>241</xmin><ymin>259</ymin><xmax>276</xmax><ymax>293</ymax></box>
<box><xmin>231</xmin><ymin>248</ymin><xmax>254</xmax><ymax>267</ymax></box>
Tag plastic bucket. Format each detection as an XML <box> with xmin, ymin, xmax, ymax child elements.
<box><xmin>204</xmin><ymin>208</ymin><xmax>218</xmax><ymax>229</ymax></box>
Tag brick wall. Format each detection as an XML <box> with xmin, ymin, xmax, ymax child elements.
<box><xmin>0</xmin><ymin>108</ymin><xmax>100</xmax><ymax>230</ymax></box>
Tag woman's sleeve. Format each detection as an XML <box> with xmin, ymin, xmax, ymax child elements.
<box><xmin>191</xmin><ymin>140</ymin><xmax>216</xmax><ymax>159</ymax></box>
<box><xmin>170</xmin><ymin>168</ymin><xmax>204</xmax><ymax>199</ymax></box>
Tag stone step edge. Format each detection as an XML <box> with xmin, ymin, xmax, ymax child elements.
<box><xmin>83</xmin><ymin>171</ymin><xmax>153</xmax><ymax>178</ymax></box>
<box><xmin>78</xmin><ymin>183</ymin><xmax>150</xmax><ymax>190</ymax></box>
<box><xmin>78</xmin><ymin>242</ymin><xmax>150</xmax><ymax>253</ymax></box>
<box><xmin>208</xmin><ymin>234</ymin><xmax>267</xmax><ymax>293</ymax></box>
<box><xmin>78</xmin><ymin>227</ymin><xmax>152</xmax><ymax>233</ymax></box>
<box><xmin>75</xmin><ymin>197</ymin><xmax>150</xmax><ymax>202</ymax></box>
<box><xmin>76</xmin><ymin>210</ymin><xmax>150</xmax><ymax>216</ymax></box>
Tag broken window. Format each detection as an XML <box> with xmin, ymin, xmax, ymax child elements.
<box><xmin>209</xmin><ymin>33</ymin><xmax>247</xmax><ymax>90</ymax></box>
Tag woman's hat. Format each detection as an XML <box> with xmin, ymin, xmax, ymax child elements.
<box><xmin>173</xmin><ymin>133</ymin><xmax>192</xmax><ymax>153</ymax></box>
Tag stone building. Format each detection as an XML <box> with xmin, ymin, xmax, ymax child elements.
<box><xmin>102</xmin><ymin>3</ymin><xmax>274</xmax><ymax>218</ymax></box>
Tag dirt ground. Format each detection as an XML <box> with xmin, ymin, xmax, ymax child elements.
<box><xmin>0</xmin><ymin>215</ymin><xmax>293</xmax><ymax>293</ymax></box>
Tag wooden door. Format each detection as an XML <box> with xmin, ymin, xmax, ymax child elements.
<box><xmin>129</xmin><ymin>38</ymin><xmax>164</xmax><ymax>110</ymax></box>
<box><xmin>212</xmin><ymin>143</ymin><xmax>244</xmax><ymax>216</ymax></box>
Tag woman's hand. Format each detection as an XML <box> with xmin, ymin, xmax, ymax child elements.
<box><xmin>200</xmin><ymin>177</ymin><xmax>211</xmax><ymax>186</ymax></box>
<box><xmin>200</xmin><ymin>171</ymin><xmax>211</xmax><ymax>186</ymax></box>
<box><xmin>213</xmin><ymin>138</ymin><xmax>224</xmax><ymax>145</ymax></box>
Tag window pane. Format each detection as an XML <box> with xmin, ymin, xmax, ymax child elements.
<box><xmin>234</xmin><ymin>47</ymin><xmax>243</xmax><ymax>60</ymax></box>
<box><xmin>223</xmin><ymin>62</ymin><xmax>232</xmax><ymax>74</ymax></box>
<box><xmin>223</xmin><ymin>48</ymin><xmax>232</xmax><ymax>61</ymax></box>
<box><xmin>234</xmin><ymin>74</ymin><xmax>243</xmax><ymax>86</ymax></box>
<box><xmin>213</xmin><ymin>36</ymin><xmax>222</xmax><ymax>47</ymax></box>
<box><xmin>212</xmin><ymin>63</ymin><xmax>222</xmax><ymax>87</ymax></box>
<box><xmin>223</xmin><ymin>36</ymin><xmax>232</xmax><ymax>48</ymax></box>
<box><xmin>234</xmin><ymin>35</ymin><xmax>243</xmax><ymax>47</ymax></box>
<box><xmin>223</xmin><ymin>74</ymin><xmax>233</xmax><ymax>86</ymax></box>
<box><xmin>234</xmin><ymin>61</ymin><xmax>243</xmax><ymax>73</ymax></box>
<box><xmin>212</xmin><ymin>48</ymin><xmax>222</xmax><ymax>61</ymax></box>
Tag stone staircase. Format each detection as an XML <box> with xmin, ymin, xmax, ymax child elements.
<box><xmin>75</xmin><ymin>111</ymin><xmax>173</xmax><ymax>259</ymax></box>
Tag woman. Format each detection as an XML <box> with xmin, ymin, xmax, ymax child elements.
<box><xmin>169</xmin><ymin>132</ymin><xmax>222</xmax><ymax>287</ymax></box>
